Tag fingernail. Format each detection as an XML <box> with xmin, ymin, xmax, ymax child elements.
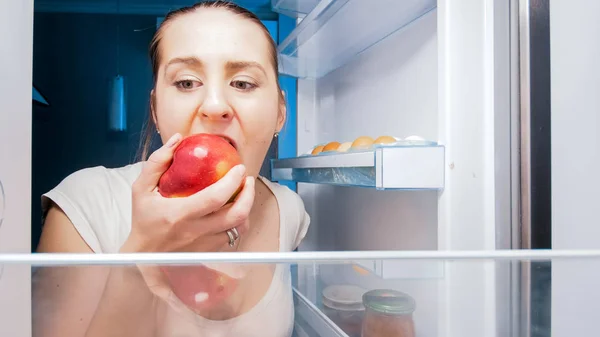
<box><xmin>230</xmin><ymin>165</ymin><xmax>245</xmax><ymax>177</ymax></box>
<box><xmin>166</xmin><ymin>133</ymin><xmax>181</xmax><ymax>148</ymax></box>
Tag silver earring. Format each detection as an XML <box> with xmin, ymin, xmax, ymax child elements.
<box><xmin>157</xmin><ymin>129</ymin><xmax>160</xmax><ymax>134</ymax></box>
<box><xmin>274</xmin><ymin>131</ymin><xmax>279</xmax><ymax>138</ymax></box>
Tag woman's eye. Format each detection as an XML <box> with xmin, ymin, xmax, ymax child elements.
<box><xmin>231</xmin><ymin>80</ymin><xmax>256</xmax><ymax>91</ymax></box>
<box><xmin>175</xmin><ymin>80</ymin><xmax>201</xmax><ymax>91</ymax></box>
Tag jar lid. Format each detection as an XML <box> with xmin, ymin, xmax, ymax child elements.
<box><xmin>362</xmin><ymin>289</ymin><xmax>416</xmax><ymax>315</ymax></box>
<box><xmin>322</xmin><ymin>285</ymin><xmax>367</xmax><ymax>311</ymax></box>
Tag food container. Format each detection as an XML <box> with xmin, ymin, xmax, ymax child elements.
<box><xmin>361</xmin><ymin>289</ymin><xmax>416</xmax><ymax>337</ymax></box>
<box><xmin>322</xmin><ymin>284</ymin><xmax>367</xmax><ymax>337</ymax></box>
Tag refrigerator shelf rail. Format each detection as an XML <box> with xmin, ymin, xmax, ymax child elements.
<box><xmin>271</xmin><ymin>145</ymin><xmax>445</xmax><ymax>190</ymax></box>
<box><xmin>275</xmin><ymin>0</ymin><xmax>437</xmax><ymax>78</ymax></box>
<box><xmin>294</xmin><ymin>288</ymin><xmax>350</xmax><ymax>337</ymax></box>
<box><xmin>270</xmin><ymin>0</ymin><xmax>321</xmax><ymax>18</ymax></box>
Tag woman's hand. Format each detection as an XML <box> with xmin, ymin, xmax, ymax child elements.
<box><xmin>119</xmin><ymin>133</ymin><xmax>255</xmax><ymax>314</ymax></box>
<box><xmin>122</xmin><ymin>133</ymin><xmax>255</xmax><ymax>254</ymax></box>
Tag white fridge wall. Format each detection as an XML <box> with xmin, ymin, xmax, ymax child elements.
<box><xmin>0</xmin><ymin>0</ymin><xmax>34</xmax><ymax>336</ymax></box>
<box><xmin>551</xmin><ymin>0</ymin><xmax>600</xmax><ymax>335</ymax></box>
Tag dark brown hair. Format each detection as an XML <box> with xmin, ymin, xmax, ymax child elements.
<box><xmin>138</xmin><ymin>0</ymin><xmax>283</xmax><ymax>161</ymax></box>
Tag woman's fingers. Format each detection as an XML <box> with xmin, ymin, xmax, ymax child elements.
<box><xmin>180</xmin><ymin>176</ymin><xmax>255</xmax><ymax>236</ymax></box>
<box><xmin>134</xmin><ymin>133</ymin><xmax>182</xmax><ymax>193</ymax></box>
<box><xmin>175</xmin><ymin>164</ymin><xmax>248</xmax><ymax>215</ymax></box>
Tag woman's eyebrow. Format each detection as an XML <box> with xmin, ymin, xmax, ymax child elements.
<box><xmin>164</xmin><ymin>56</ymin><xmax>203</xmax><ymax>75</ymax></box>
<box><xmin>163</xmin><ymin>57</ymin><xmax>267</xmax><ymax>77</ymax></box>
<box><xmin>226</xmin><ymin>61</ymin><xmax>267</xmax><ymax>77</ymax></box>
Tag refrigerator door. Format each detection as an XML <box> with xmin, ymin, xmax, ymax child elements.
<box><xmin>0</xmin><ymin>1</ymin><xmax>34</xmax><ymax>337</ymax></box>
<box><xmin>547</xmin><ymin>0</ymin><xmax>600</xmax><ymax>336</ymax></box>
<box><xmin>518</xmin><ymin>0</ymin><xmax>600</xmax><ymax>336</ymax></box>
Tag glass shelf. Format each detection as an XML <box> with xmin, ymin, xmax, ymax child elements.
<box><xmin>270</xmin><ymin>144</ymin><xmax>445</xmax><ymax>190</ymax></box>
<box><xmin>3</xmin><ymin>250</ymin><xmax>598</xmax><ymax>337</ymax></box>
<box><xmin>276</xmin><ymin>0</ymin><xmax>437</xmax><ymax>79</ymax></box>
<box><xmin>271</xmin><ymin>0</ymin><xmax>321</xmax><ymax>18</ymax></box>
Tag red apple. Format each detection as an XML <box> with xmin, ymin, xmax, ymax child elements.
<box><xmin>158</xmin><ymin>133</ymin><xmax>244</xmax><ymax>200</ymax></box>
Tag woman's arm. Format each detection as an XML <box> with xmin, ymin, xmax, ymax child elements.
<box><xmin>34</xmin><ymin>204</ymin><xmax>158</xmax><ymax>337</ymax></box>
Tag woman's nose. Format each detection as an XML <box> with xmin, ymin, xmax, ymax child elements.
<box><xmin>199</xmin><ymin>88</ymin><xmax>233</xmax><ymax>122</ymax></box>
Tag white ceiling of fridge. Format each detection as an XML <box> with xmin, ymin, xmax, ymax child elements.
<box><xmin>275</xmin><ymin>0</ymin><xmax>437</xmax><ymax>79</ymax></box>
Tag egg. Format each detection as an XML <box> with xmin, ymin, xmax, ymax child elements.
<box><xmin>311</xmin><ymin>145</ymin><xmax>325</xmax><ymax>155</ymax></box>
<box><xmin>374</xmin><ymin>135</ymin><xmax>397</xmax><ymax>145</ymax></box>
<box><xmin>322</xmin><ymin>141</ymin><xmax>341</xmax><ymax>152</ymax></box>
<box><xmin>351</xmin><ymin>136</ymin><xmax>374</xmax><ymax>150</ymax></box>
<box><xmin>405</xmin><ymin>135</ymin><xmax>425</xmax><ymax>141</ymax></box>
<box><xmin>337</xmin><ymin>141</ymin><xmax>352</xmax><ymax>152</ymax></box>
<box><xmin>352</xmin><ymin>265</ymin><xmax>370</xmax><ymax>276</ymax></box>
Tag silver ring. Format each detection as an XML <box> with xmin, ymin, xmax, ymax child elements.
<box><xmin>226</xmin><ymin>229</ymin><xmax>238</xmax><ymax>247</ymax></box>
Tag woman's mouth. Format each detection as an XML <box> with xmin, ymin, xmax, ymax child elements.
<box><xmin>216</xmin><ymin>135</ymin><xmax>237</xmax><ymax>150</ymax></box>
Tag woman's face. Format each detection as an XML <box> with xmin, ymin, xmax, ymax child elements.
<box><xmin>152</xmin><ymin>9</ymin><xmax>285</xmax><ymax>177</ymax></box>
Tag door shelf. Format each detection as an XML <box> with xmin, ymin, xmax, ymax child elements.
<box><xmin>271</xmin><ymin>0</ymin><xmax>321</xmax><ymax>18</ymax></box>
<box><xmin>271</xmin><ymin>145</ymin><xmax>445</xmax><ymax>190</ymax></box>
<box><xmin>276</xmin><ymin>0</ymin><xmax>437</xmax><ymax>79</ymax></box>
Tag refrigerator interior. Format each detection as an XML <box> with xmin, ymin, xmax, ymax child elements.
<box><xmin>269</xmin><ymin>0</ymin><xmax>517</xmax><ymax>337</ymax></box>
<box><xmin>0</xmin><ymin>0</ymin><xmax>531</xmax><ymax>336</ymax></box>
<box><xmin>293</xmin><ymin>4</ymin><xmax>441</xmax><ymax>337</ymax></box>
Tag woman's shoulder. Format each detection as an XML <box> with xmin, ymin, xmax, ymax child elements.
<box><xmin>41</xmin><ymin>162</ymin><xmax>144</xmax><ymax>252</ymax></box>
<box><xmin>43</xmin><ymin>162</ymin><xmax>143</xmax><ymax>204</ymax></box>
<box><xmin>257</xmin><ymin>177</ymin><xmax>311</xmax><ymax>250</ymax></box>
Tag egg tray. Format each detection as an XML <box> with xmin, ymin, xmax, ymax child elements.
<box><xmin>272</xmin><ymin>141</ymin><xmax>445</xmax><ymax>190</ymax></box>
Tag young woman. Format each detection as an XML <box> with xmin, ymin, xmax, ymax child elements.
<box><xmin>33</xmin><ymin>1</ymin><xmax>310</xmax><ymax>336</ymax></box>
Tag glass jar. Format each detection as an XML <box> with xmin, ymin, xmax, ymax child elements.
<box><xmin>361</xmin><ymin>289</ymin><xmax>416</xmax><ymax>337</ymax></box>
<box><xmin>322</xmin><ymin>284</ymin><xmax>366</xmax><ymax>337</ymax></box>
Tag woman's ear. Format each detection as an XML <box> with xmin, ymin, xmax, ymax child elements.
<box><xmin>150</xmin><ymin>89</ymin><xmax>158</xmax><ymax>126</ymax></box>
<box><xmin>277</xmin><ymin>90</ymin><xmax>287</xmax><ymax>132</ymax></box>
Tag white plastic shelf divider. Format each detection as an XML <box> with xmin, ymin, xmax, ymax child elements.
<box><xmin>271</xmin><ymin>0</ymin><xmax>321</xmax><ymax>18</ymax></box>
<box><xmin>276</xmin><ymin>0</ymin><xmax>437</xmax><ymax>79</ymax></box>
<box><xmin>271</xmin><ymin>145</ymin><xmax>445</xmax><ymax>190</ymax></box>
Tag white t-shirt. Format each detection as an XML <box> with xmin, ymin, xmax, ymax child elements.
<box><xmin>41</xmin><ymin>162</ymin><xmax>310</xmax><ymax>337</ymax></box>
